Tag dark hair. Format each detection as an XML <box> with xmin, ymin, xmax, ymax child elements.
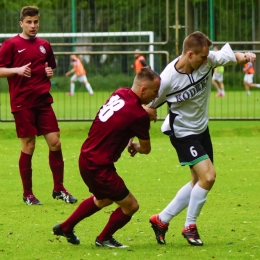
<box><xmin>183</xmin><ymin>31</ymin><xmax>212</xmax><ymax>54</ymax></box>
<box><xmin>136</xmin><ymin>66</ymin><xmax>161</xmax><ymax>82</ymax></box>
<box><xmin>20</xmin><ymin>6</ymin><xmax>40</xmax><ymax>21</ymax></box>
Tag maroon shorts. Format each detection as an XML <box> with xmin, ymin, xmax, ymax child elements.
<box><xmin>12</xmin><ymin>106</ymin><xmax>60</xmax><ymax>138</ymax></box>
<box><xmin>78</xmin><ymin>153</ymin><xmax>129</xmax><ymax>201</ymax></box>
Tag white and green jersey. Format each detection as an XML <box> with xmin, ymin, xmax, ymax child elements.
<box><xmin>149</xmin><ymin>43</ymin><xmax>237</xmax><ymax>138</ymax></box>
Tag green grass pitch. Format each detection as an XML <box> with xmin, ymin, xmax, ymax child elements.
<box><xmin>0</xmin><ymin>120</ymin><xmax>259</xmax><ymax>260</ymax></box>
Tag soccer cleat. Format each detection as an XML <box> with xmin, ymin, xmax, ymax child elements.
<box><xmin>182</xmin><ymin>224</ymin><xmax>203</xmax><ymax>246</ymax></box>
<box><xmin>149</xmin><ymin>214</ymin><xmax>169</xmax><ymax>244</ymax></box>
<box><xmin>95</xmin><ymin>237</ymin><xmax>129</xmax><ymax>248</ymax></box>
<box><xmin>53</xmin><ymin>224</ymin><xmax>80</xmax><ymax>245</ymax></box>
<box><xmin>52</xmin><ymin>190</ymin><xmax>77</xmax><ymax>204</ymax></box>
<box><xmin>23</xmin><ymin>194</ymin><xmax>42</xmax><ymax>205</ymax></box>
<box><xmin>215</xmin><ymin>92</ymin><xmax>222</xmax><ymax>97</ymax></box>
<box><xmin>66</xmin><ymin>92</ymin><xmax>72</xmax><ymax>96</ymax></box>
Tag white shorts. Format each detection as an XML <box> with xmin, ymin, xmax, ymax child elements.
<box><xmin>212</xmin><ymin>73</ymin><xmax>223</xmax><ymax>82</ymax></box>
<box><xmin>244</xmin><ymin>74</ymin><xmax>254</xmax><ymax>84</ymax></box>
<box><xmin>71</xmin><ymin>74</ymin><xmax>88</xmax><ymax>83</ymax></box>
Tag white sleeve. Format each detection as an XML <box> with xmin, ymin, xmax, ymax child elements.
<box><xmin>208</xmin><ymin>43</ymin><xmax>237</xmax><ymax>67</ymax></box>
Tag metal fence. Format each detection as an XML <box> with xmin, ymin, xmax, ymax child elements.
<box><xmin>0</xmin><ymin>0</ymin><xmax>259</xmax><ymax>121</ymax></box>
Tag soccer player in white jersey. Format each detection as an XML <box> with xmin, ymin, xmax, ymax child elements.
<box><xmin>148</xmin><ymin>31</ymin><xmax>256</xmax><ymax>246</ymax></box>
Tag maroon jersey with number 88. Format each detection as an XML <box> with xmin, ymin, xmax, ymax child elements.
<box><xmin>81</xmin><ymin>87</ymin><xmax>150</xmax><ymax>166</ymax></box>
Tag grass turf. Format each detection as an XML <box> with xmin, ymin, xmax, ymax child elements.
<box><xmin>0</xmin><ymin>121</ymin><xmax>259</xmax><ymax>260</ymax></box>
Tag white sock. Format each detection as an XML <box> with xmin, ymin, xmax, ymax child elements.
<box><xmin>86</xmin><ymin>83</ymin><xmax>94</xmax><ymax>95</ymax></box>
<box><xmin>185</xmin><ymin>183</ymin><xmax>209</xmax><ymax>227</ymax></box>
<box><xmin>159</xmin><ymin>182</ymin><xmax>192</xmax><ymax>223</ymax></box>
<box><xmin>70</xmin><ymin>83</ymin><xmax>75</xmax><ymax>95</ymax></box>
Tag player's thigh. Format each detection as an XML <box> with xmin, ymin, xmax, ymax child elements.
<box><xmin>13</xmin><ymin>109</ymin><xmax>38</xmax><ymax>138</ymax></box>
<box><xmin>36</xmin><ymin>106</ymin><xmax>60</xmax><ymax>136</ymax></box>
<box><xmin>192</xmin><ymin>158</ymin><xmax>215</xmax><ymax>179</ymax></box>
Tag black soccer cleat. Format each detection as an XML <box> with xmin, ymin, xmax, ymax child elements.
<box><xmin>149</xmin><ymin>214</ymin><xmax>169</xmax><ymax>244</ymax></box>
<box><xmin>95</xmin><ymin>237</ymin><xmax>129</xmax><ymax>248</ymax></box>
<box><xmin>52</xmin><ymin>190</ymin><xmax>77</xmax><ymax>204</ymax></box>
<box><xmin>23</xmin><ymin>194</ymin><xmax>42</xmax><ymax>205</ymax></box>
<box><xmin>182</xmin><ymin>224</ymin><xmax>203</xmax><ymax>246</ymax></box>
<box><xmin>53</xmin><ymin>224</ymin><xmax>80</xmax><ymax>245</ymax></box>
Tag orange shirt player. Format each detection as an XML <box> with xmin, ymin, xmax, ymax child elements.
<box><xmin>131</xmin><ymin>49</ymin><xmax>148</xmax><ymax>74</ymax></box>
<box><xmin>65</xmin><ymin>54</ymin><xmax>94</xmax><ymax>96</ymax></box>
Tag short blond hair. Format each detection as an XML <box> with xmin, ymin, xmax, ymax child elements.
<box><xmin>183</xmin><ymin>31</ymin><xmax>212</xmax><ymax>54</ymax></box>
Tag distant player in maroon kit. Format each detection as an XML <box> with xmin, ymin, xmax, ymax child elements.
<box><xmin>53</xmin><ymin>67</ymin><xmax>161</xmax><ymax>248</ymax></box>
<box><xmin>0</xmin><ymin>6</ymin><xmax>77</xmax><ymax>205</ymax></box>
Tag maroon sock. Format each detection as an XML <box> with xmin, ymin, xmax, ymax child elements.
<box><xmin>97</xmin><ymin>207</ymin><xmax>132</xmax><ymax>241</ymax></box>
<box><xmin>49</xmin><ymin>150</ymin><xmax>64</xmax><ymax>191</ymax></box>
<box><xmin>61</xmin><ymin>196</ymin><xmax>100</xmax><ymax>232</ymax></box>
<box><xmin>19</xmin><ymin>151</ymin><xmax>33</xmax><ymax>196</ymax></box>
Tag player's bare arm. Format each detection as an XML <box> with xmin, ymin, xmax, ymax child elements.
<box><xmin>65</xmin><ymin>68</ymin><xmax>75</xmax><ymax>76</ymax></box>
<box><xmin>128</xmin><ymin>138</ymin><xmax>151</xmax><ymax>157</ymax></box>
<box><xmin>235</xmin><ymin>52</ymin><xmax>256</xmax><ymax>64</ymax></box>
<box><xmin>0</xmin><ymin>62</ymin><xmax>31</xmax><ymax>78</ymax></box>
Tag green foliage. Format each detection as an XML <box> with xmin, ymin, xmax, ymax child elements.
<box><xmin>0</xmin><ymin>121</ymin><xmax>260</xmax><ymax>259</ymax></box>
<box><xmin>0</xmin><ymin>0</ymin><xmax>259</xmax><ymax>74</ymax></box>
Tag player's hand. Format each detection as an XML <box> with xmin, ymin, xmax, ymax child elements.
<box><xmin>17</xmin><ymin>62</ymin><xmax>31</xmax><ymax>77</ymax></box>
<box><xmin>128</xmin><ymin>138</ymin><xmax>138</xmax><ymax>157</ymax></box>
<box><xmin>142</xmin><ymin>106</ymin><xmax>157</xmax><ymax>122</ymax></box>
<box><xmin>244</xmin><ymin>52</ymin><xmax>256</xmax><ymax>63</ymax></box>
<box><xmin>45</xmin><ymin>62</ymin><xmax>53</xmax><ymax>78</ymax></box>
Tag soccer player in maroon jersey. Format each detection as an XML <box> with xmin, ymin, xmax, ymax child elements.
<box><xmin>53</xmin><ymin>67</ymin><xmax>161</xmax><ymax>248</ymax></box>
<box><xmin>0</xmin><ymin>6</ymin><xmax>77</xmax><ymax>205</ymax></box>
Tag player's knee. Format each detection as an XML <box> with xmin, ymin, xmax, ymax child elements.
<box><xmin>22</xmin><ymin>139</ymin><xmax>36</xmax><ymax>154</ymax></box>
<box><xmin>129</xmin><ymin>201</ymin><xmax>139</xmax><ymax>214</ymax></box>
<box><xmin>204</xmin><ymin>170</ymin><xmax>216</xmax><ymax>185</ymax></box>
<box><xmin>24</xmin><ymin>144</ymin><xmax>35</xmax><ymax>154</ymax></box>
<box><xmin>122</xmin><ymin>201</ymin><xmax>139</xmax><ymax>216</ymax></box>
<box><xmin>49</xmin><ymin>140</ymin><xmax>61</xmax><ymax>150</ymax></box>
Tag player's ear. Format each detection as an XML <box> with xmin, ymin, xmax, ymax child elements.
<box><xmin>187</xmin><ymin>51</ymin><xmax>193</xmax><ymax>59</ymax></box>
<box><xmin>19</xmin><ymin>21</ymin><xmax>23</xmax><ymax>28</ymax></box>
<box><xmin>140</xmin><ymin>85</ymin><xmax>147</xmax><ymax>94</ymax></box>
